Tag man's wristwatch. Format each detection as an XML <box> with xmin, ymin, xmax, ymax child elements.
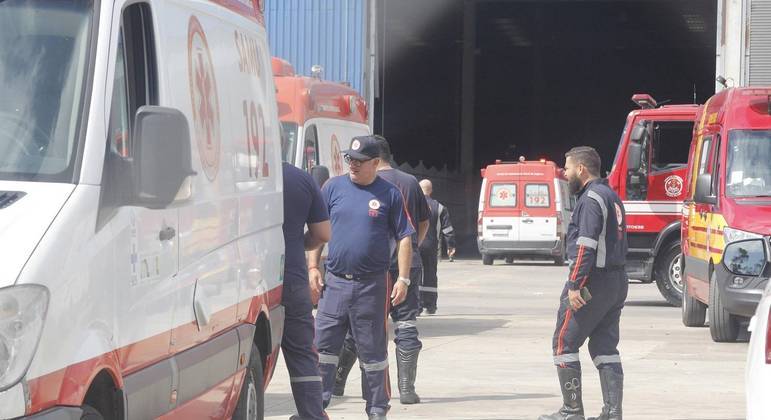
<box><xmin>397</xmin><ymin>276</ymin><xmax>411</xmax><ymax>286</ymax></box>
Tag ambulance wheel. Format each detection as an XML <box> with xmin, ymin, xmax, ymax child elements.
<box><xmin>234</xmin><ymin>343</ymin><xmax>265</xmax><ymax>420</ymax></box>
<box><xmin>681</xmin><ymin>275</ymin><xmax>706</xmax><ymax>327</ymax></box>
<box><xmin>654</xmin><ymin>242</ymin><xmax>683</xmax><ymax>307</ymax></box>
<box><xmin>482</xmin><ymin>254</ymin><xmax>494</xmax><ymax>265</ymax></box>
<box><xmin>709</xmin><ymin>271</ymin><xmax>740</xmax><ymax>342</ymax></box>
<box><xmin>505</xmin><ymin>256</ymin><xmax>514</xmax><ymax>264</ymax></box>
<box><xmin>554</xmin><ymin>243</ymin><xmax>566</xmax><ymax>266</ymax></box>
<box><xmin>80</xmin><ymin>405</ymin><xmax>103</xmax><ymax>420</ymax></box>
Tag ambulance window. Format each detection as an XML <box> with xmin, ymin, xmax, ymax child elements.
<box><xmin>489</xmin><ymin>184</ymin><xmax>517</xmax><ymax>207</ymax></box>
<box><xmin>651</xmin><ymin>121</ymin><xmax>693</xmax><ymax>172</ymax></box>
<box><xmin>525</xmin><ymin>184</ymin><xmax>550</xmax><ymax>207</ymax></box>
<box><xmin>99</xmin><ymin>3</ymin><xmax>157</xmax><ymax>227</ymax></box>
<box><xmin>303</xmin><ymin>125</ymin><xmax>320</xmax><ymax>171</ymax></box>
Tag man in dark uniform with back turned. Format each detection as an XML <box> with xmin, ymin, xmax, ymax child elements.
<box><xmin>332</xmin><ymin>136</ymin><xmax>430</xmax><ymax>405</ymax></box>
<box><xmin>281</xmin><ymin>161</ymin><xmax>331</xmax><ymax>420</ymax></box>
<box><xmin>418</xmin><ymin>178</ymin><xmax>456</xmax><ymax>314</ymax></box>
<box><xmin>539</xmin><ymin>146</ymin><xmax>628</xmax><ymax>420</ymax></box>
<box><xmin>308</xmin><ymin>135</ymin><xmax>415</xmax><ymax>420</ymax></box>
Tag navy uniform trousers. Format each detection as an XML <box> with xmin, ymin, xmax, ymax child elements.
<box><xmin>551</xmin><ymin>268</ymin><xmax>628</xmax><ymax>372</ymax></box>
<box><xmin>315</xmin><ymin>271</ymin><xmax>391</xmax><ymax>415</ymax></box>
<box><xmin>281</xmin><ymin>277</ymin><xmax>327</xmax><ymax>420</ymax></box>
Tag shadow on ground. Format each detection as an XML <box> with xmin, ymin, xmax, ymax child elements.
<box><xmin>417</xmin><ymin>316</ymin><xmax>509</xmax><ymax>338</ymax></box>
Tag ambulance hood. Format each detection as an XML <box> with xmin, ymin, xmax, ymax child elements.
<box><xmin>0</xmin><ymin>181</ymin><xmax>75</xmax><ymax>287</ymax></box>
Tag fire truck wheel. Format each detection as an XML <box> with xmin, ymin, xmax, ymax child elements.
<box><xmin>654</xmin><ymin>242</ymin><xmax>683</xmax><ymax>307</ymax></box>
<box><xmin>80</xmin><ymin>405</ymin><xmax>103</xmax><ymax>420</ymax></box>
<box><xmin>234</xmin><ymin>343</ymin><xmax>265</xmax><ymax>420</ymax></box>
<box><xmin>681</xmin><ymin>274</ymin><xmax>706</xmax><ymax>327</ymax></box>
<box><xmin>709</xmin><ymin>271</ymin><xmax>740</xmax><ymax>342</ymax></box>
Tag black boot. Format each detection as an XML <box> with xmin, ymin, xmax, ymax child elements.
<box><xmin>332</xmin><ymin>340</ymin><xmax>357</xmax><ymax>397</ymax></box>
<box><xmin>588</xmin><ymin>368</ymin><xmax>623</xmax><ymax>420</ymax></box>
<box><xmin>368</xmin><ymin>414</ymin><xmax>387</xmax><ymax>420</ymax></box>
<box><xmin>396</xmin><ymin>347</ymin><xmax>421</xmax><ymax>404</ymax></box>
<box><xmin>538</xmin><ymin>367</ymin><xmax>585</xmax><ymax>420</ymax></box>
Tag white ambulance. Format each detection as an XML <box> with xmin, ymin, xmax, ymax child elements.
<box><xmin>0</xmin><ymin>0</ymin><xmax>284</xmax><ymax>418</ymax></box>
<box><xmin>273</xmin><ymin>57</ymin><xmax>370</xmax><ymax>183</ymax></box>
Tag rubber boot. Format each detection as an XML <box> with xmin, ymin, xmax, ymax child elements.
<box><xmin>396</xmin><ymin>347</ymin><xmax>421</xmax><ymax>404</ymax></box>
<box><xmin>588</xmin><ymin>368</ymin><xmax>623</xmax><ymax>420</ymax></box>
<box><xmin>367</xmin><ymin>414</ymin><xmax>387</xmax><ymax>420</ymax></box>
<box><xmin>538</xmin><ymin>367</ymin><xmax>585</xmax><ymax>420</ymax></box>
<box><xmin>332</xmin><ymin>340</ymin><xmax>357</xmax><ymax>397</ymax></box>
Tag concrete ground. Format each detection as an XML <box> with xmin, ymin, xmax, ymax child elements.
<box><xmin>265</xmin><ymin>259</ymin><xmax>747</xmax><ymax>420</ymax></box>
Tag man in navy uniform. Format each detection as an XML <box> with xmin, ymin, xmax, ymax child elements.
<box><xmin>332</xmin><ymin>136</ymin><xmax>430</xmax><ymax>405</ymax></box>
<box><xmin>539</xmin><ymin>146</ymin><xmax>628</xmax><ymax>420</ymax></box>
<box><xmin>281</xmin><ymin>161</ymin><xmax>331</xmax><ymax>420</ymax></box>
<box><xmin>418</xmin><ymin>178</ymin><xmax>456</xmax><ymax>314</ymax></box>
<box><xmin>308</xmin><ymin>135</ymin><xmax>415</xmax><ymax>420</ymax></box>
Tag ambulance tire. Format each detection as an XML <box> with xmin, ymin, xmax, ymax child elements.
<box><xmin>80</xmin><ymin>405</ymin><xmax>103</xmax><ymax>420</ymax></box>
<box><xmin>505</xmin><ymin>256</ymin><xmax>514</xmax><ymax>264</ymax></box>
<box><xmin>482</xmin><ymin>254</ymin><xmax>494</xmax><ymax>265</ymax></box>
<box><xmin>654</xmin><ymin>242</ymin><xmax>683</xmax><ymax>307</ymax></box>
<box><xmin>709</xmin><ymin>271</ymin><xmax>740</xmax><ymax>342</ymax></box>
<box><xmin>234</xmin><ymin>343</ymin><xmax>265</xmax><ymax>420</ymax></box>
<box><xmin>554</xmin><ymin>242</ymin><xmax>566</xmax><ymax>266</ymax></box>
<box><xmin>681</xmin><ymin>275</ymin><xmax>706</xmax><ymax>327</ymax></box>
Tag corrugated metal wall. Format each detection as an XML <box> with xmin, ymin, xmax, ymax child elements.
<box><xmin>265</xmin><ymin>0</ymin><xmax>367</xmax><ymax>94</ymax></box>
<box><xmin>749</xmin><ymin>0</ymin><xmax>771</xmax><ymax>85</ymax></box>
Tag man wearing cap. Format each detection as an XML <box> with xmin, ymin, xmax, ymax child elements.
<box><xmin>308</xmin><ymin>135</ymin><xmax>415</xmax><ymax>420</ymax></box>
<box><xmin>333</xmin><ymin>135</ymin><xmax>429</xmax><ymax>405</ymax></box>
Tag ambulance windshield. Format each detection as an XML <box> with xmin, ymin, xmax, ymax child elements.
<box><xmin>281</xmin><ymin>122</ymin><xmax>299</xmax><ymax>165</ymax></box>
<box><xmin>726</xmin><ymin>130</ymin><xmax>771</xmax><ymax>198</ymax></box>
<box><xmin>0</xmin><ymin>0</ymin><xmax>94</xmax><ymax>182</ymax></box>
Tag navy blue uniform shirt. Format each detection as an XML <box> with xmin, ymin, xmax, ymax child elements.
<box><xmin>566</xmin><ymin>178</ymin><xmax>628</xmax><ymax>290</ymax></box>
<box><xmin>377</xmin><ymin>168</ymin><xmax>430</xmax><ymax>269</ymax></box>
<box><xmin>282</xmin><ymin>162</ymin><xmax>329</xmax><ymax>284</ymax></box>
<box><xmin>322</xmin><ymin>174</ymin><xmax>416</xmax><ymax>276</ymax></box>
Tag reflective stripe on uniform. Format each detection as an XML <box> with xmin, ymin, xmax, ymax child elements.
<box><xmin>593</xmin><ymin>354</ymin><xmax>621</xmax><ymax>367</ymax></box>
<box><xmin>360</xmin><ymin>359</ymin><xmax>389</xmax><ymax>372</ymax></box>
<box><xmin>587</xmin><ymin>191</ymin><xmax>608</xmax><ymax>268</ymax></box>
<box><xmin>553</xmin><ymin>353</ymin><xmax>580</xmax><ymax>364</ymax></box>
<box><xmin>576</xmin><ymin>236</ymin><xmax>598</xmax><ymax>249</ymax></box>
<box><xmin>442</xmin><ymin>226</ymin><xmax>454</xmax><ymax>234</ymax></box>
<box><xmin>318</xmin><ymin>353</ymin><xmax>339</xmax><ymax>365</ymax></box>
<box><xmin>419</xmin><ymin>286</ymin><xmax>438</xmax><ymax>292</ymax></box>
<box><xmin>290</xmin><ymin>376</ymin><xmax>322</xmax><ymax>383</ymax></box>
<box><xmin>396</xmin><ymin>320</ymin><xmax>417</xmax><ymax>329</ymax></box>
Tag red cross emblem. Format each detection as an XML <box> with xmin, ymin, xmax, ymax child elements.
<box><xmin>188</xmin><ymin>16</ymin><xmax>221</xmax><ymax>181</ymax></box>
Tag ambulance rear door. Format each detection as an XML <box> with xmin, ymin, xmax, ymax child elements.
<box><xmin>481</xmin><ymin>179</ymin><xmax>520</xmax><ymax>243</ymax></box>
<box><xmin>519</xmin><ymin>181</ymin><xmax>558</xmax><ymax>245</ymax></box>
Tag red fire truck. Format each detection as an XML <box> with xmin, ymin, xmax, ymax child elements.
<box><xmin>607</xmin><ymin>94</ymin><xmax>701</xmax><ymax>306</ymax></box>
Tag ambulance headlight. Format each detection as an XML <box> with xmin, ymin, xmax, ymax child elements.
<box><xmin>0</xmin><ymin>285</ymin><xmax>49</xmax><ymax>391</ymax></box>
<box><xmin>723</xmin><ymin>227</ymin><xmax>762</xmax><ymax>244</ymax></box>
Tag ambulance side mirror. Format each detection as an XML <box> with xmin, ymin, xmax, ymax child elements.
<box><xmin>311</xmin><ymin>165</ymin><xmax>330</xmax><ymax>188</ymax></box>
<box><xmin>627</xmin><ymin>142</ymin><xmax>643</xmax><ymax>172</ymax></box>
<box><xmin>694</xmin><ymin>173</ymin><xmax>717</xmax><ymax>205</ymax></box>
<box><xmin>132</xmin><ymin>106</ymin><xmax>196</xmax><ymax>209</ymax></box>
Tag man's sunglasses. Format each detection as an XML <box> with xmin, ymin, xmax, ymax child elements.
<box><xmin>344</xmin><ymin>155</ymin><xmax>373</xmax><ymax>165</ymax></box>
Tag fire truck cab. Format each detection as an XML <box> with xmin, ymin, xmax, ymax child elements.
<box><xmin>681</xmin><ymin>87</ymin><xmax>771</xmax><ymax>342</ymax></box>
<box><xmin>607</xmin><ymin>94</ymin><xmax>700</xmax><ymax>306</ymax></box>
<box><xmin>477</xmin><ymin>159</ymin><xmax>572</xmax><ymax>265</ymax></box>
<box><xmin>273</xmin><ymin>57</ymin><xmax>369</xmax><ymax>183</ymax></box>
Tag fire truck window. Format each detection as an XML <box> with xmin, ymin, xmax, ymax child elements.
<box><xmin>726</xmin><ymin>130</ymin><xmax>771</xmax><ymax>197</ymax></box>
<box><xmin>525</xmin><ymin>184</ymin><xmax>550</xmax><ymax>207</ymax></box>
<box><xmin>651</xmin><ymin>121</ymin><xmax>693</xmax><ymax>172</ymax></box>
<box><xmin>303</xmin><ymin>125</ymin><xmax>319</xmax><ymax>171</ymax></box>
<box><xmin>697</xmin><ymin>137</ymin><xmax>713</xmax><ymax>176</ymax></box>
<box><xmin>490</xmin><ymin>184</ymin><xmax>517</xmax><ymax>207</ymax></box>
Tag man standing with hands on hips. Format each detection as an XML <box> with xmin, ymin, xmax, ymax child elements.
<box><xmin>308</xmin><ymin>135</ymin><xmax>415</xmax><ymax>420</ymax></box>
<box><xmin>540</xmin><ymin>146</ymin><xmax>628</xmax><ymax>420</ymax></box>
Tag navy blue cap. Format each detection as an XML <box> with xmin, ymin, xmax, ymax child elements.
<box><xmin>342</xmin><ymin>135</ymin><xmax>381</xmax><ymax>160</ymax></box>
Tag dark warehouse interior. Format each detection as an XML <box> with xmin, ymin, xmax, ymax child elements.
<box><xmin>374</xmin><ymin>0</ymin><xmax>717</xmax><ymax>175</ymax></box>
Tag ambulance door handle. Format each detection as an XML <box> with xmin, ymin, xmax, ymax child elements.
<box><xmin>159</xmin><ymin>227</ymin><xmax>176</xmax><ymax>241</ymax></box>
